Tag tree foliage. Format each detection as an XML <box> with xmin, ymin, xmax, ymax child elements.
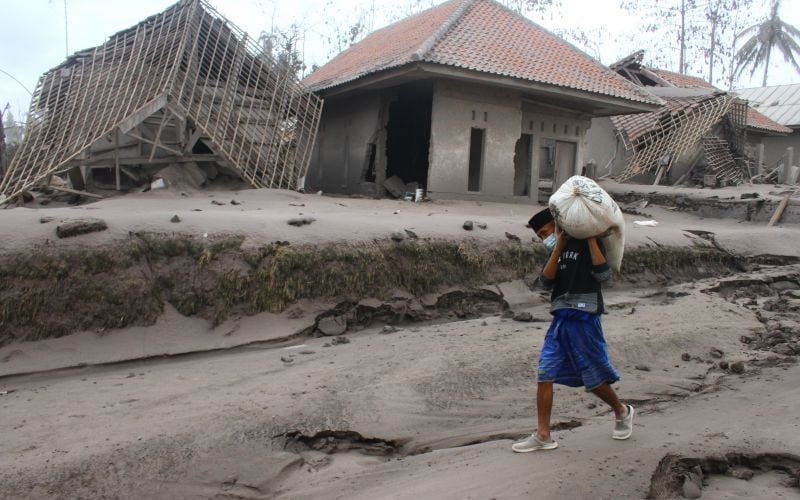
<box><xmin>734</xmin><ymin>0</ymin><xmax>800</xmax><ymax>86</ymax></box>
<box><xmin>620</xmin><ymin>0</ymin><xmax>754</xmax><ymax>88</ymax></box>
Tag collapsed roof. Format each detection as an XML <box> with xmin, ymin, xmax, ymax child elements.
<box><xmin>0</xmin><ymin>0</ymin><xmax>322</xmax><ymax>202</ymax></box>
<box><xmin>303</xmin><ymin>0</ymin><xmax>659</xmax><ymax>116</ymax></box>
<box><xmin>609</xmin><ymin>51</ymin><xmax>790</xmax><ymax>185</ymax></box>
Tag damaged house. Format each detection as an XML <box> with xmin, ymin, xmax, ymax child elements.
<box><xmin>737</xmin><ymin>84</ymin><xmax>800</xmax><ymax>183</ymax></box>
<box><xmin>585</xmin><ymin>51</ymin><xmax>791</xmax><ymax>187</ymax></box>
<box><xmin>0</xmin><ymin>0</ymin><xmax>322</xmax><ymax>202</ymax></box>
<box><xmin>302</xmin><ymin>0</ymin><xmax>659</xmax><ymax>203</ymax></box>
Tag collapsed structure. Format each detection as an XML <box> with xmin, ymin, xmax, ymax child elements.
<box><xmin>586</xmin><ymin>51</ymin><xmax>791</xmax><ymax>186</ymax></box>
<box><xmin>0</xmin><ymin>0</ymin><xmax>322</xmax><ymax>202</ymax></box>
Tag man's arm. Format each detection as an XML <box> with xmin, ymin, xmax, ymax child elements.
<box><xmin>541</xmin><ymin>230</ymin><xmax>568</xmax><ymax>288</ymax></box>
<box><xmin>588</xmin><ymin>237</ymin><xmax>612</xmax><ymax>282</ymax></box>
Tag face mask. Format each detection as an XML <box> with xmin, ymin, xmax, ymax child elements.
<box><xmin>543</xmin><ymin>233</ymin><xmax>556</xmax><ymax>253</ymax></box>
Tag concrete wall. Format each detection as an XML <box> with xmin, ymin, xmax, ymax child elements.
<box><xmin>748</xmin><ymin>130</ymin><xmax>800</xmax><ymax>173</ymax></box>
<box><xmin>585</xmin><ymin>117</ymin><xmax>626</xmax><ymax>177</ymax></box>
<box><xmin>427</xmin><ymin>79</ymin><xmax>590</xmax><ymax>203</ymax></box>
<box><xmin>308</xmin><ymin>79</ymin><xmax>594</xmax><ymax>202</ymax></box>
<box><xmin>521</xmin><ymin>101</ymin><xmax>590</xmax><ymax>201</ymax></box>
<box><xmin>427</xmin><ymin>80</ymin><xmax>522</xmax><ymax>201</ymax></box>
<box><xmin>307</xmin><ymin>91</ymin><xmax>383</xmax><ymax>195</ymax></box>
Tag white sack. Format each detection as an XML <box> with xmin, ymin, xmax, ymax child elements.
<box><xmin>549</xmin><ymin>175</ymin><xmax>625</xmax><ymax>271</ymax></box>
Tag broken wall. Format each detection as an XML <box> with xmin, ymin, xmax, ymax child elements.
<box><xmin>306</xmin><ymin>91</ymin><xmax>382</xmax><ymax>195</ymax></box>
<box><xmin>748</xmin><ymin>131</ymin><xmax>800</xmax><ymax>174</ymax></box>
<box><xmin>585</xmin><ymin>117</ymin><xmax>626</xmax><ymax>177</ymax></box>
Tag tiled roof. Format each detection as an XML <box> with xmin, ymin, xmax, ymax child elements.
<box><xmin>303</xmin><ymin>0</ymin><xmax>658</xmax><ymax>106</ymax></box>
<box><xmin>651</xmin><ymin>69</ymin><xmax>717</xmax><ymax>89</ymax></box>
<box><xmin>611</xmin><ymin>95</ymin><xmax>714</xmax><ymax>144</ymax></box>
<box><xmin>737</xmin><ymin>84</ymin><xmax>800</xmax><ymax>127</ymax></box>
<box><xmin>628</xmin><ymin>68</ymin><xmax>790</xmax><ymax>135</ymax></box>
<box><xmin>746</xmin><ymin>106</ymin><xmax>793</xmax><ymax>134</ymax></box>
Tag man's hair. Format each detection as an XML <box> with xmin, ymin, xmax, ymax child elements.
<box><xmin>528</xmin><ymin>208</ymin><xmax>554</xmax><ymax>232</ymax></box>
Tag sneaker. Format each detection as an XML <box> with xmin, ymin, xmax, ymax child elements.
<box><xmin>511</xmin><ymin>434</ymin><xmax>559</xmax><ymax>452</ymax></box>
<box><xmin>612</xmin><ymin>404</ymin><xmax>635</xmax><ymax>440</ymax></box>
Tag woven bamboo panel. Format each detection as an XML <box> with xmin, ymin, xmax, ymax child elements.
<box><xmin>0</xmin><ymin>0</ymin><xmax>322</xmax><ymax>201</ymax></box>
<box><xmin>615</xmin><ymin>93</ymin><xmax>750</xmax><ymax>185</ymax></box>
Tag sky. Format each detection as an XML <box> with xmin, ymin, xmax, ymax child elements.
<box><xmin>2</xmin><ymin>0</ymin><xmax>800</xmax><ymax>125</ymax></box>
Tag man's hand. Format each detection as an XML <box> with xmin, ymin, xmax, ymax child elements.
<box><xmin>587</xmin><ymin>237</ymin><xmax>607</xmax><ymax>266</ymax></box>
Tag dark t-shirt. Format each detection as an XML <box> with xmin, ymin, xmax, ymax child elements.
<box><xmin>541</xmin><ymin>238</ymin><xmax>612</xmax><ymax>314</ymax></box>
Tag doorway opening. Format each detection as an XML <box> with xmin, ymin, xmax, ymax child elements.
<box><xmin>386</xmin><ymin>84</ymin><xmax>432</xmax><ymax>189</ymax></box>
<box><xmin>514</xmin><ymin>133</ymin><xmax>533</xmax><ymax>196</ymax></box>
<box><xmin>539</xmin><ymin>139</ymin><xmax>576</xmax><ymax>199</ymax></box>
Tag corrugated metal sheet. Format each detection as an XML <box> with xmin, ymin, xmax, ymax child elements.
<box><xmin>736</xmin><ymin>84</ymin><xmax>800</xmax><ymax>127</ymax></box>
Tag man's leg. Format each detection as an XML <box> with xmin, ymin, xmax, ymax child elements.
<box><xmin>536</xmin><ymin>382</ymin><xmax>554</xmax><ymax>441</ymax></box>
<box><xmin>591</xmin><ymin>383</ymin><xmax>626</xmax><ymax>418</ymax></box>
<box><xmin>592</xmin><ymin>382</ymin><xmax>635</xmax><ymax>440</ymax></box>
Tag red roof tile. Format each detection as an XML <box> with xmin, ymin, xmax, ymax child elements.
<box><xmin>303</xmin><ymin>0</ymin><xmax>657</xmax><ymax>106</ymax></box>
<box><xmin>626</xmin><ymin>68</ymin><xmax>790</xmax><ymax>135</ymax></box>
<box><xmin>746</xmin><ymin>107</ymin><xmax>793</xmax><ymax>134</ymax></box>
<box><xmin>651</xmin><ymin>69</ymin><xmax>717</xmax><ymax>89</ymax></box>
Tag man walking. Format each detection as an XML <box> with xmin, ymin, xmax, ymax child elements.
<box><xmin>513</xmin><ymin>209</ymin><xmax>633</xmax><ymax>452</ymax></box>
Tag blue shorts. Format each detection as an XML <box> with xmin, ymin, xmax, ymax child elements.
<box><xmin>537</xmin><ymin>309</ymin><xmax>620</xmax><ymax>391</ymax></box>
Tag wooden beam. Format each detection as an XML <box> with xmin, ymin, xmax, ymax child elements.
<box><xmin>117</xmin><ymin>94</ymin><xmax>168</xmax><ymax>135</ymax></box>
<box><xmin>768</xmin><ymin>191</ymin><xmax>795</xmax><ymax>226</ymax></box>
<box><xmin>126</xmin><ymin>130</ymin><xmax>183</xmax><ymax>156</ymax></box>
<box><xmin>50</xmin><ymin>185</ymin><xmax>104</xmax><ymax>199</ymax></box>
<box><xmin>184</xmin><ymin>128</ymin><xmax>203</xmax><ymax>153</ymax></box>
<box><xmin>149</xmin><ymin>111</ymin><xmax>172</xmax><ymax>163</ymax></box>
<box><xmin>68</xmin><ymin>155</ymin><xmax>221</xmax><ymax>167</ymax></box>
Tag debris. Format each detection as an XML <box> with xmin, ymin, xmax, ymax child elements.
<box><xmin>505</xmin><ymin>232</ymin><xmax>521</xmax><ymax>241</ymax></box>
<box><xmin>211</xmin><ymin>200</ymin><xmax>226</xmax><ymax>206</ymax></box>
<box><xmin>39</xmin><ymin>217</ymin><xmax>54</xmax><ymax>224</ymax></box>
<box><xmin>56</xmin><ymin>218</ymin><xmax>108</xmax><ymax>239</ymax></box>
<box><xmin>476</xmin><ymin>222</ymin><xmax>487</xmax><ymax>229</ymax></box>
<box><xmin>512</xmin><ymin>311</ymin><xmax>533</xmax><ymax>322</ymax></box>
<box><xmin>0</xmin><ymin>390</ymin><xmax>15</xmax><ymax>396</ymax></box>
<box><xmin>170</xmin><ymin>215</ymin><xmax>181</xmax><ymax>223</ymax></box>
<box><xmin>740</xmin><ymin>193</ymin><xmax>759</xmax><ymax>199</ymax></box>
<box><xmin>331</xmin><ymin>336</ymin><xmax>350</xmax><ymax>345</ymax></box>
<box><xmin>380</xmin><ymin>325</ymin><xmax>399</xmax><ymax>334</ymax></box>
<box><xmin>682</xmin><ymin>476</ymin><xmax>702</xmax><ymax>499</ymax></box>
<box><xmin>390</xmin><ymin>232</ymin><xmax>406</xmax><ymax>242</ymax></box>
<box><xmin>49</xmin><ymin>185</ymin><xmax>104</xmax><ymax>199</ymax></box>
<box><xmin>317</xmin><ymin>315</ymin><xmax>347</xmax><ymax>336</ymax></box>
<box><xmin>730</xmin><ymin>361</ymin><xmax>745</xmax><ymax>374</ymax></box>
<box><xmin>768</xmin><ymin>190</ymin><xmax>795</xmax><ymax>226</ymax></box>
<box><xmin>280</xmin><ymin>356</ymin><xmax>294</xmax><ymax>363</ymax></box>
<box><xmin>404</xmin><ymin>229</ymin><xmax>419</xmax><ymax>239</ymax></box>
<box><xmin>393</xmin><ymin>210</ymin><xmax>400</xmax><ymax>215</ymax></box>
<box><xmin>634</xmin><ymin>364</ymin><xmax>651</xmax><ymax>371</ymax></box>
<box><xmin>709</xmin><ymin>348</ymin><xmax>724</xmax><ymax>359</ymax></box>
<box><xmin>230</xmin><ymin>200</ymin><xmax>241</xmax><ymax>205</ymax></box>
<box><xmin>633</xmin><ymin>220</ymin><xmax>659</xmax><ymax>227</ymax></box>
<box><xmin>730</xmin><ymin>467</ymin><xmax>754</xmax><ymax>481</ymax></box>
<box><xmin>0</xmin><ymin>1</ymin><xmax>322</xmax><ymax>201</ymax></box>
<box><xmin>287</xmin><ymin>217</ymin><xmax>315</xmax><ymax>227</ymax></box>
<box><xmin>463</xmin><ymin>220</ymin><xmax>474</xmax><ymax>231</ymax></box>
<box><xmin>681</xmin><ymin>353</ymin><xmax>692</xmax><ymax>362</ymax></box>
<box><xmin>383</xmin><ymin>176</ymin><xmax>407</xmax><ymax>199</ymax></box>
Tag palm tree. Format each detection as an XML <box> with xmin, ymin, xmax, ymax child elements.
<box><xmin>734</xmin><ymin>0</ymin><xmax>800</xmax><ymax>86</ymax></box>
